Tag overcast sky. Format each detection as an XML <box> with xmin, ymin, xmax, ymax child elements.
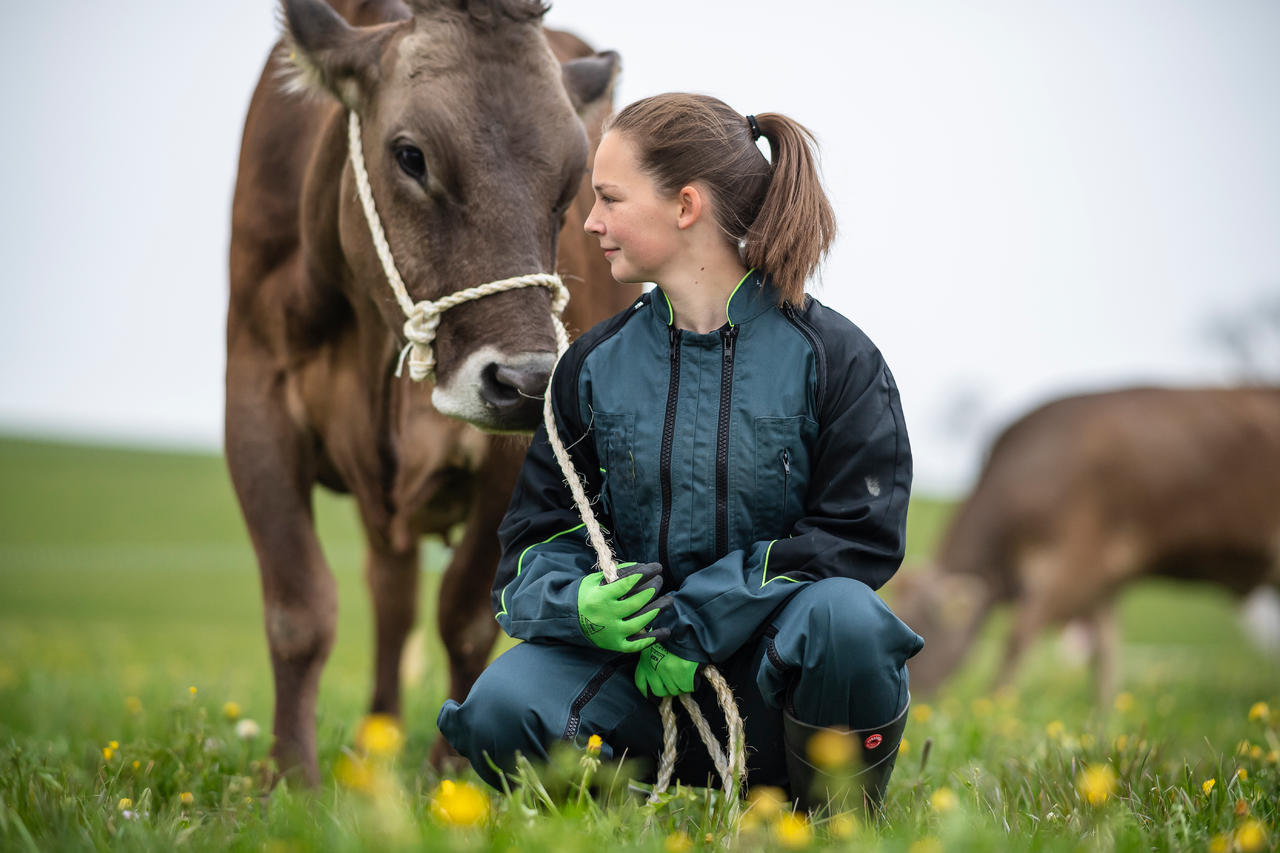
<box><xmin>1</xmin><ymin>1</ymin><xmax>1276</xmax><ymax>493</ymax></box>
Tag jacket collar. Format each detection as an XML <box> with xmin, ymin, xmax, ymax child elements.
<box><xmin>650</xmin><ymin>269</ymin><xmax>778</xmax><ymax>329</ymax></box>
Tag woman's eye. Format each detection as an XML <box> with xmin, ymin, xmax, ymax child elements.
<box><xmin>394</xmin><ymin>145</ymin><xmax>427</xmax><ymax>181</ymax></box>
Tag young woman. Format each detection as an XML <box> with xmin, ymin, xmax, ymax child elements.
<box><xmin>437</xmin><ymin>93</ymin><xmax>924</xmax><ymax>810</ymax></box>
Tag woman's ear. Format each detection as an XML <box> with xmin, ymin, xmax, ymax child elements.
<box><xmin>676</xmin><ymin>184</ymin><xmax>704</xmax><ymax>230</ymax></box>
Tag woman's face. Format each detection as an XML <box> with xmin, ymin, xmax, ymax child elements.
<box><xmin>583</xmin><ymin>131</ymin><xmax>682</xmax><ymax>285</ymax></box>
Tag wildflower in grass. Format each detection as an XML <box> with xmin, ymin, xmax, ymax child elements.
<box><xmin>132</xmin><ymin>760</ymin><xmax>140</xmax><ymax>770</ymax></box>
<box><xmin>1250</xmin><ymin>745</ymin><xmax>1263</xmax><ymax>760</ymax></box>
<box><xmin>912</xmin><ymin>703</ymin><xmax>933</xmax><ymax>724</ymax></box>
<box><xmin>1235</xmin><ymin>798</ymin><xmax>1250</xmax><ymax>817</ymax></box>
<box><xmin>335</xmin><ymin>755</ymin><xmax>376</xmax><ymax>792</ymax></box>
<box><xmin>899</xmin><ymin>738</ymin><xmax>910</xmax><ymax>756</ymax></box>
<box><xmin>188</xmin><ymin>685</ymin><xmax>197</xmax><ymax>696</ymax></box>
<box><xmin>1235</xmin><ymin>768</ymin><xmax>1248</xmax><ymax>782</ymax></box>
<box><xmin>1202</xmin><ymin>778</ymin><xmax>1216</xmax><ymax>795</ymax></box>
<box><xmin>1248</xmin><ymin>701</ymin><xmax>1270</xmax><ymax>723</ymax></box>
<box><xmin>773</xmin><ymin>812</ymin><xmax>813</xmax><ymax>849</ymax></box>
<box><xmin>118</xmin><ymin>798</ymin><xmax>132</xmax><ymax>810</ymax></box>
<box><xmin>102</xmin><ymin>746</ymin><xmax>114</xmax><ymax>761</ymax></box>
<box><xmin>586</xmin><ymin>734</ymin><xmax>603</xmax><ymax>755</ymax></box>
<box><xmin>929</xmin><ymin>787</ymin><xmax>958</xmax><ymax>813</ymax></box>
<box><xmin>180</xmin><ymin>791</ymin><xmax>194</xmax><ymax>806</ymax></box>
<box><xmin>1046</xmin><ymin>720</ymin><xmax>1065</xmax><ymax>740</ymax></box>
<box><xmin>223</xmin><ymin>701</ymin><xmax>242</xmax><ymax>720</ymax></box>
<box><xmin>747</xmin><ymin>785</ymin><xmax>788</xmax><ymax>820</ymax></box>
<box><xmin>355</xmin><ymin>714</ymin><xmax>404</xmax><ymax>758</ymax></box>
<box><xmin>908</xmin><ymin>838</ymin><xmax>943</xmax><ymax>853</ymax></box>
<box><xmin>428</xmin><ymin>779</ymin><xmax>489</xmax><ymax>827</ymax></box>
<box><xmin>807</xmin><ymin>728</ymin><xmax>855</xmax><ymax>769</ymax></box>
<box><xmin>1113</xmin><ymin>691</ymin><xmax>1134</xmax><ymax>713</ymax></box>
<box><xmin>1077</xmin><ymin>763</ymin><xmax>1117</xmax><ymax>805</ymax></box>
<box><xmin>235</xmin><ymin>719</ymin><xmax>260</xmax><ymax>740</ymax></box>
<box><xmin>1209</xmin><ymin>833</ymin><xmax>1231</xmax><ymax>853</ymax></box>
<box><xmin>125</xmin><ymin>696</ymin><xmax>142</xmax><ymax>714</ymax></box>
<box><xmin>663</xmin><ymin>831</ymin><xmax>693</xmax><ymax>853</ymax></box>
<box><xmin>1236</xmin><ymin>819</ymin><xmax>1268</xmax><ymax>853</ymax></box>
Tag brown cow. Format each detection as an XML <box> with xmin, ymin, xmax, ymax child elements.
<box><xmin>893</xmin><ymin>387</ymin><xmax>1280</xmax><ymax>699</ymax></box>
<box><xmin>226</xmin><ymin>0</ymin><xmax>638</xmax><ymax>784</ymax></box>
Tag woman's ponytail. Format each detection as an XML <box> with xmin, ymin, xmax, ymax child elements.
<box><xmin>607</xmin><ymin>94</ymin><xmax>836</xmax><ymax>306</ymax></box>
<box><xmin>743</xmin><ymin>113</ymin><xmax>836</xmax><ymax>306</ymax></box>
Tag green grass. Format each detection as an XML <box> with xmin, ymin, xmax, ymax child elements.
<box><xmin>0</xmin><ymin>436</ymin><xmax>1276</xmax><ymax>851</ymax></box>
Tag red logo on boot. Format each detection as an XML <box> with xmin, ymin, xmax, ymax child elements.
<box><xmin>864</xmin><ymin>733</ymin><xmax>883</xmax><ymax>749</ymax></box>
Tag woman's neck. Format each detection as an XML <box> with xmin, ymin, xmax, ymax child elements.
<box><xmin>659</xmin><ymin>250</ymin><xmax>749</xmax><ymax>334</ymax></box>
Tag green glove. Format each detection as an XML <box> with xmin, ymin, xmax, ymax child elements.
<box><xmin>577</xmin><ymin>562</ymin><xmax>668</xmax><ymax>653</ymax></box>
<box><xmin>634</xmin><ymin>643</ymin><xmax>699</xmax><ymax>698</ymax></box>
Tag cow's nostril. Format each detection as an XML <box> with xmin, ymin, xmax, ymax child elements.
<box><xmin>480</xmin><ymin>362</ymin><xmax>551</xmax><ymax>411</ymax></box>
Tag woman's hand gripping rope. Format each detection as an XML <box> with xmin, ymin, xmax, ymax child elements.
<box><xmin>576</xmin><ymin>561</ymin><xmax>671</xmax><ymax>653</ymax></box>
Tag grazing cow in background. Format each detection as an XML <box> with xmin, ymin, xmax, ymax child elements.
<box><xmin>893</xmin><ymin>387</ymin><xmax>1280</xmax><ymax>699</ymax></box>
<box><xmin>226</xmin><ymin>0</ymin><xmax>637</xmax><ymax>784</ymax></box>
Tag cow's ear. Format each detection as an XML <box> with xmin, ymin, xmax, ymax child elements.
<box><xmin>562</xmin><ymin>50</ymin><xmax>620</xmax><ymax>125</ymax></box>
<box><xmin>280</xmin><ymin>0</ymin><xmax>395</xmax><ymax>109</ymax></box>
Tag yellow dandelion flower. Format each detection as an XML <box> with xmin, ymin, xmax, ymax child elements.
<box><xmin>828</xmin><ymin>812</ymin><xmax>857</xmax><ymax>839</ymax></box>
<box><xmin>1235</xmin><ymin>797</ymin><xmax>1250</xmax><ymax>817</ymax></box>
<box><xmin>663</xmin><ymin>831</ymin><xmax>693</xmax><ymax>853</ymax></box>
<box><xmin>102</xmin><ymin>747</ymin><xmax>114</xmax><ymax>761</ymax></box>
<box><xmin>900</xmin><ymin>738</ymin><xmax>910</xmax><ymax>756</ymax></box>
<box><xmin>1076</xmin><ymin>763</ymin><xmax>1117</xmax><ymax>805</ymax></box>
<box><xmin>1238</xmin><ymin>739</ymin><xmax>1253</xmax><ymax>756</ymax></box>
<box><xmin>117</xmin><ymin>798</ymin><xmax>132</xmax><ymax>810</ymax></box>
<box><xmin>586</xmin><ymin>734</ymin><xmax>603</xmax><ymax>756</ymax></box>
<box><xmin>1248</xmin><ymin>701</ymin><xmax>1270</xmax><ymax>723</ymax></box>
<box><xmin>1113</xmin><ymin>692</ymin><xmax>1134</xmax><ymax>713</ymax></box>
<box><xmin>1046</xmin><ymin>720</ymin><xmax>1065</xmax><ymax>740</ymax></box>
<box><xmin>1114</xmin><ymin>734</ymin><xmax>1129</xmax><ymax>752</ymax></box>
<box><xmin>223</xmin><ymin>701</ymin><xmax>241</xmax><ymax>720</ymax></box>
<box><xmin>1250</xmin><ymin>745</ymin><xmax>1263</xmax><ymax>760</ymax></box>
<box><xmin>1201</xmin><ymin>778</ymin><xmax>1216</xmax><ymax>795</ymax></box>
<box><xmin>971</xmin><ymin>697</ymin><xmax>994</xmax><ymax>717</ymax></box>
<box><xmin>125</xmin><ymin>696</ymin><xmax>142</xmax><ymax>714</ymax></box>
<box><xmin>1234</xmin><ymin>768</ymin><xmax>1248</xmax><ymax>782</ymax></box>
<box><xmin>1236</xmin><ymin>819</ymin><xmax>1268</xmax><ymax>853</ymax></box>
<box><xmin>1208</xmin><ymin>833</ymin><xmax>1231</xmax><ymax>853</ymax></box>
<box><xmin>180</xmin><ymin>791</ymin><xmax>194</xmax><ymax>805</ymax></box>
<box><xmin>429</xmin><ymin>779</ymin><xmax>489</xmax><ymax>827</ymax></box>
<box><xmin>334</xmin><ymin>754</ymin><xmax>376</xmax><ymax>792</ymax></box>
<box><xmin>132</xmin><ymin>760</ymin><xmax>140</xmax><ymax>770</ymax></box>
<box><xmin>188</xmin><ymin>685</ymin><xmax>197</xmax><ymax>696</ymax></box>
<box><xmin>772</xmin><ymin>812</ymin><xmax>813</xmax><ymax>849</ymax></box>
<box><xmin>747</xmin><ymin>785</ymin><xmax>789</xmax><ymax>820</ymax></box>
<box><xmin>908</xmin><ymin>838</ymin><xmax>943</xmax><ymax>853</ymax></box>
<box><xmin>912</xmin><ymin>703</ymin><xmax>933</xmax><ymax>724</ymax></box>
<box><xmin>929</xmin><ymin>786</ymin><xmax>958</xmax><ymax>813</ymax></box>
<box><xmin>355</xmin><ymin>714</ymin><xmax>404</xmax><ymax>758</ymax></box>
<box><xmin>108</xmin><ymin>740</ymin><xmax>118</xmax><ymax>750</ymax></box>
<box><xmin>806</xmin><ymin>728</ymin><xmax>856</xmax><ymax>769</ymax></box>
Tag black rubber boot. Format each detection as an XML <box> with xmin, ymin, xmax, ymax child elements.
<box><xmin>782</xmin><ymin>696</ymin><xmax>910</xmax><ymax>814</ymax></box>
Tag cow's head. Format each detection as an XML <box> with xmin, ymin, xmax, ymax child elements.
<box><xmin>890</xmin><ymin>567</ymin><xmax>993</xmax><ymax>695</ymax></box>
<box><xmin>282</xmin><ymin>0</ymin><xmax>618</xmax><ymax>431</ymax></box>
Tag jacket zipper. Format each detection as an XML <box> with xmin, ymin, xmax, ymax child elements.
<box><xmin>780</xmin><ymin>447</ymin><xmax>792</xmax><ymax>521</ymax></box>
<box><xmin>714</xmin><ymin>326</ymin><xmax>739</xmax><ymax>555</ymax></box>
<box><xmin>781</xmin><ymin>302</ymin><xmax>827</xmax><ymax>410</ymax></box>
<box><xmin>658</xmin><ymin>326</ymin><xmax>682</xmax><ymax>570</ymax></box>
<box><xmin>563</xmin><ymin>660</ymin><xmax>619</xmax><ymax>740</ymax></box>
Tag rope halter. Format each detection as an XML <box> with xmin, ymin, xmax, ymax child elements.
<box><xmin>346</xmin><ymin>111</ymin><xmax>570</xmax><ymax>381</ymax></box>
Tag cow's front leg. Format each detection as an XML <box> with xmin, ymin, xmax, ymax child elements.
<box><xmin>364</xmin><ymin>537</ymin><xmax>421</xmax><ymax>716</ymax></box>
<box><xmin>429</xmin><ymin>440</ymin><xmax>525</xmax><ymax>769</ymax></box>
<box><xmin>226</xmin><ymin>361</ymin><xmax>336</xmax><ymax>787</ymax></box>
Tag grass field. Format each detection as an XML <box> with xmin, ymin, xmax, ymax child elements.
<box><xmin>0</xmin><ymin>436</ymin><xmax>1276</xmax><ymax>851</ymax></box>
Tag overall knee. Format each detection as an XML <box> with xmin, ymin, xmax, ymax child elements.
<box><xmin>794</xmin><ymin>578</ymin><xmax>922</xmax><ymax>675</ymax></box>
<box><xmin>438</xmin><ymin>673</ymin><xmax>552</xmax><ymax>776</ymax></box>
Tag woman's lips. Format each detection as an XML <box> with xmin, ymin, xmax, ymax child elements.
<box><xmin>603</xmin><ymin>248</ymin><xmax>618</xmax><ymax>258</ymax></box>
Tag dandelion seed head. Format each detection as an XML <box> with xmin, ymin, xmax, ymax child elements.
<box><xmin>235</xmin><ymin>719</ymin><xmax>260</xmax><ymax>740</ymax></box>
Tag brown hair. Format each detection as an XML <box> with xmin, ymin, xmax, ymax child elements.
<box><xmin>604</xmin><ymin>93</ymin><xmax>836</xmax><ymax>306</ymax></box>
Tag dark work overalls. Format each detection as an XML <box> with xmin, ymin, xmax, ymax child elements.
<box><xmin>438</xmin><ymin>272</ymin><xmax>924</xmax><ymax>799</ymax></box>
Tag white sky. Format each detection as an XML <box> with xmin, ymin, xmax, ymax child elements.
<box><xmin>1</xmin><ymin>1</ymin><xmax>1277</xmax><ymax>494</ymax></box>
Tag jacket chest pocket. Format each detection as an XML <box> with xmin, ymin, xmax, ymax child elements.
<box><xmin>752</xmin><ymin>415</ymin><xmax>816</xmax><ymax>542</ymax></box>
<box><xmin>592</xmin><ymin>411</ymin><xmax>643</xmax><ymax>553</ymax></box>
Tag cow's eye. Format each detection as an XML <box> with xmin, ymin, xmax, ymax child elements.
<box><xmin>394</xmin><ymin>144</ymin><xmax>426</xmax><ymax>181</ymax></box>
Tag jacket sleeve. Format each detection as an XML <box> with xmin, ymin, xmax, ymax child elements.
<box><xmin>652</xmin><ymin>327</ymin><xmax>912</xmax><ymax>664</ymax></box>
<box><xmin>492</xmin><ymin>332</ymin><xmax>614</xmax><ymax>646</ymax></box>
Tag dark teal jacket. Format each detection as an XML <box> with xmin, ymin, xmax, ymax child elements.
<box><xmin>494</xmin><ymin>271</ymin><xmax>911</xmax><ymax>664</ymax></box>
